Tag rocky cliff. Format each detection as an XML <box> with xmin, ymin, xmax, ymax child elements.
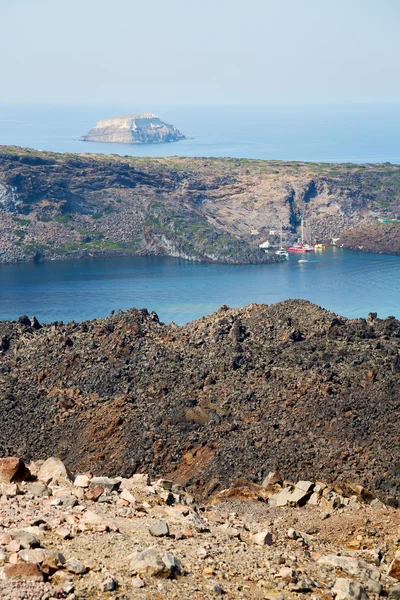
<box><xmin>80</xmin><ymin>114</ymin><xmax>186</xmax><ymax>144</ymax></box>
<box><xmin>1</xmin><ymin>299</ymin><xmax>399</xmax><ymax>505</ymax></box>
<box><xmin>1</xmin><ymin>146</ymin><xmax>400</xmax><ymax>264</ymax></box>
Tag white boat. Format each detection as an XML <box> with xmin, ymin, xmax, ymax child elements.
<box><xmin>275</xmin><ymin>226</ymin><xmax>289</xmax><ymax>259</ymax></box>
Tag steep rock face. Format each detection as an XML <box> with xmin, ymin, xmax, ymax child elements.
<box><xmin>1</xmin><ymin>147</ymin><xmax>400</xmax><ymax>263</ymax></box>
<box><xmin>81</xmin><ymin>114</ymin><xmax>186</xmax><ymax>144</ymax></box>
<box><xmin>0</xmin><ymin>299</ymin><xmax>399</xmax><ymax>503</ymax></box>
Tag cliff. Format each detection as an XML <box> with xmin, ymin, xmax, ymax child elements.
<box><xmin>80</xmin><ymin>113</ymin><xmax>186</xmax><ymax>144</ymax></box>
<box><xmin>1</xmin><ymin>299</ymin><xmax>400</xmax><ymax>504</ymax></box>
<box><xmin>1</xmin><ymin>146</ymin><xmax>400</xmax><ymax>264</ymax></box>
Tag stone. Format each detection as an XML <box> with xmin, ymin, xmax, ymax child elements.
<box><xmin>0</xmin><ymin>548</ymin><xmax>6</xmax><ymax>563</ymax></box>
<box><xmin>318</xmin><ymin>554</ymin><xmax>380</xmax><ymax>582</ymax></box>
<box><xmin>103</xmin><ymin>573</ymin><xmax>117</xmax><ymax>591</ymax></box>
<box><xmin>89</xmin><ymin>477</ymin><xmax>120</xmax><ymax>493</ymax></box>
<box><xmin>55</xmin><ymin>527</ymin><xmax>72</xmax><ymax>539</ymax></box>
<box><xmin>19</xmin><ymin>548</ymin><xmax>46</xmax><ymax>564</ymax></box>
<box><xmin>65</xmin><ymin>557</ymin><xmax>87</xmax><ymax>574</ymax></box>
<box><xmin>262</xmin><ymin>471</ymin><xmax>283</xmax><ymax>488</ymax></box>
<box><xmin>132</xmin><ymin>576</ymin><xmax>145</xmax><ymax>588</ymax></box>
<box><xmin>3</xmin><ymin>562</ymin><xmax>43</xmax><ymax>580</ymax></box>
<box><xmin>389</xmin><ymin>586</ymin><xmax>400</xmax><ymax>600</ymax></box>
<box><xmin>217</xmin><ymin>523</ymin><xmax>240</xmax><ymax>539</ymax></box>
<box><xmin>271</xmin><ymin>487</ymin><xmax>292</xmax><ymax>507</ymax></box>
<box><xmin>388</xmin><ymin>550</ymin><xmax>400</xmax><ymax>580</ymax></box>
<box><xmin>120</xmin><ymin>488</ymin><xmax>136</xmax><ymax>504</ymax></box>
<box><xmin>295</xmin><ymin>480</ymin><xmax>314</xmax><ymax>492</ymax></box>
<box><xmin>157</xmin><ymin>479</ymin><xmax>173</xmax><ymax>491</ymax></box>
<box><xmin>60</xmin><ymin>494</ymin><xmax>78</xmax><ymax>509</ymax></box>
<box><xmin>130</xmin><ymin>548</ymin><xmax>167</xmax><ymax>577</ymax></box>
<box><xmin>26</xmin><ymin>482</ymin><xmax>50</xmax><ymax>497</ymax></box>
<box><xmin>6</xmin><ymin>540</ymin><xmax>20</xmax><ymax>553</ymax></box>
<box><xmin>149</xmin><ymin>520</ymin><xmax>170</xmax><ymax>538</ymax></box>
<box><xmin>10</xmin><ymin>530</ymin><xmax>40</xmax><ymax>549</ymax></box>
<box><xmin>0</xmin><ymin>533</ymin><xmax>11</xmax><ymax>545</ymax></box>
<box><xmin>252</xmin><ymin>529</ymin><xmax>273</xmax><ymax>546</ymax></box>
<box><xmin>41</xmin><ymin>551</ymin><xmax>66</xmax><ymax>576</ymax></box>
<box><xmin>332</xmin><ymin>578</ymin><xmax>369</xmax><ymax>600</ymax></box>
<box><xmin>130</xmin><ymin>474</ymin><xmax>150</xmax><ymax>485</ymax></box>
<box><xmin>85</xmin><ymin>485</ymin><xmax>104</xmax><ymax>501</ymax></box>
<box><xmin>37</xmin><ymin>457</ymin><xmax>72</xmax><ymax>484</ymax></box>
<box><xmin>80</xmin><ymin>510</ymin><xmax>118</xmax><ymax>531</ymax></box>
<box><xmin>288</xmin><ymin>487</ymin><xmax>312</xmax><ymax>506</ymax></box>
<box><xmin>74</xmin><ymin>475</ymin><xmax>91</xmax><ymax>488</ymax></box>
<box><xmin>0</xmin><ymin>457</ymin><xmax>30</xmax><ymax>483</ymax></box>
<box><xmin>287</xmin><ymin>528</ymin><xmax>298</xmax><ymax>539</ymax></box>
<box><xmin>162</xmin><ymin>553</ymin><xmax>182</xmax><ymax>577</ymax></box>
<box><xmin>277</xmin><ymin>566</ymin><xmax>295</xmax><ymax>582</ymax></box>
<box><xmin>0</xmin><ymin>483</ymin><xmax>17</xmax><ymax>497</ymax></box>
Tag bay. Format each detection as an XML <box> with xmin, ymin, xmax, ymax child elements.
<box><xmin>0</xmin><ymin>248</ymin><xmax>399</xmax><ymax>325</ymax></box>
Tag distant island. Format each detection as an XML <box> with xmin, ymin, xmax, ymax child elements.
<box><xmin>80</xmin><ymin>113</ymin><xmax>186</xmax><ymax>145</ymax></box>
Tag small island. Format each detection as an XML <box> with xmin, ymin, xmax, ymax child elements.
<box><xmin>80</xmin><ymin>113</ymin><xmax>186</xmax><ymax>145</ymax></box>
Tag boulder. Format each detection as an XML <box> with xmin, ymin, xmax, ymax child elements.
<box><xmin>130</xmin><ymin>548</ymin><xmax>167</xmax><ymax>577</ymax></box>
<box><xmin>0</xmin><ymin>457</ymin><xmax>30</xmax><ymax>483</ymax></box>
<box><xmin>332</xmin><ymin>578</ymin><xmax>369</xmax><ymax>600</ymax></box>
<box><xmin>252</xmin><ymin>529</ymin><xmax>273</xmax><ymax>546</ymax></box>
<box><xmin>74</xmin><ymin>475</ymin><xmax>91</xmax><ymax>488</ymax></box>
<box><xmin>2</xmin><ymin>562</ymin><xmax>43</xmax><ymax>581</ymax></box>
<box><xmin>19</xmin><ymin>548</ymin><xmax>46</xmax><ymax>564</ymax></box>
<box><xmin>65</xmin><ymin>557</ymin><xmax>87</xmax><ymax>574</ymax></box>
<box><xmin>9</xmin><ymin>530</ymin><xmax>40</xmax><ymax>549</ymax></box>
<box><xmin>26</xmin><ymin>482</ymin><xmax>50</xmax><ymax>498</ymax></box>
<box><xmin>262</xmin><ymin>471</ymin><xmax>283</xmax><ymax>488</ymax></box>
<box><xmin>89</xmin><ymin>477</ymin><xmax>120</xmax><ymax>493</ymax></box>
<box><xmin>37</xmin><ymin>457</ymin><xmax>72</xmax><ymax>484</ymax></box>
<box><xmin>149</xmin><ymin>521</ymin><xmax>170</xmax><ymax>538</ymax></box>
<box><xmin>318</xmin><ymin>554</ymin><xmax>380</xmax><ymax>583</ymax></box>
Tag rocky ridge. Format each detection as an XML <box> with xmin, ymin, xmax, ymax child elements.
<box><xmin>1</xmin><ymin>299</ymin><xmax>400</xmax><ymax>504</ymax></box>
<box><xmin>0</xmin><ymin>455</ymin><xmax>400</xmax><ymax>600</ymax></box>
<box><xmin>80</xmin><ymin>114</ymin><xmax>186</xmax><ymax>145</ymax></box>
<box><xmin>1</xmin><ymin>147</ymin><xmax>400</xmax><ymax>264</ymax></box>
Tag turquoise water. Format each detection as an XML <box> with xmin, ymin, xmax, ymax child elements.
<box><xmin>0</xmin><ymin>249</ymin><xmax>399</xmax><ymax>324</ymax></box>
<box><xmin>1</xmin><ymin>103</ymin><xmax>400</xmax><ymax>323</ymax></box>
<box><xmin>1</xmin><ymin>103</ymin><xmax>400</xmax><ymax>163</ymax></box>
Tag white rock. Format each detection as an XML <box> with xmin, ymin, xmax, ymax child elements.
<box><xmin>74</xmin><ymin>475</ymin><xmax>91</xmax><ymax>488</ymax></box>
<box><xmin>38</xmin><ymin>457</ymin><xmax>72</xmax><ymax>484</ymax></box>
<box><xmin>332</xmin><ymin>578</ymin><xmax>369</xmax><ymax>600</ymax></box>
<box><xmin>252</xmin><ymin>529</ymin><xmax>273</xmax><ymax>546</ymax></box>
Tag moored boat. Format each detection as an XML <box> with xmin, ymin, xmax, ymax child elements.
<box><xmin>287</xmin><ymin>219</ymin><xmax>314</xmax><ymax>253</ymax></box>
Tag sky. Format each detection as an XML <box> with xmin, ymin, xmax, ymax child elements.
<box><xmin>1</xmin><ymin>0</ymin><xmax>400</xmax><ymax>105</ymax></box>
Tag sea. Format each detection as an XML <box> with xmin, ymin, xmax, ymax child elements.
<box><xmin>1</xmin><ymin>103</ymin><xmax>400</xmax><ymax>324</ymax></box>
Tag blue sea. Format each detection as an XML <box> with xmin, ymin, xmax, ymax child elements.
<box><xmin>1</xmin><ymin>103</ymin><xmax>400</xmax><ymax>324</ymax></box>
<box><xmin>1</xmin><ymin>103</ymin><xmax>400</xmax><ymax>163</ymax></box>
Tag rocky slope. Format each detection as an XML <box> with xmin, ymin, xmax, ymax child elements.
<box><xmin>1</xmin><ymin>299</ymin><xmax>400</xmax><ymax>506</ymax></box>
<box><xmin>1</xmin><ymin>147</ymin><xmax>400</xmax><ymax>264</ymax></box>
<box><xmin>80</xmin><ymin>114</ymin><xmax>186</xmax><ymax>145</ymax></box>
<box><xmin>1</xmin><ymin>456</ymin><xmax>400</xmax><ymax>600</ymax></box>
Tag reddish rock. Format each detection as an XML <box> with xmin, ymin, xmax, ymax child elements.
<box><xmin>0</xmin><ymin>457</ymin><xmax>30</xmax><ymax>483</ymax></box>
<box><xmin>3</xmin><ymin>562</ymin><xmax>44</xmax><ymax>580</ymax></box>
<box><xmin>85</xmin><ymin>485</ymin><xmax>104</xmax><ymax>501</ymax></box>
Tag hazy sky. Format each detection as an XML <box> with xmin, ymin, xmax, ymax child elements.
<box><xmin>1</xmin><ymin>0</ymin><xmax>399</xmax><ymax>105</ymax></box>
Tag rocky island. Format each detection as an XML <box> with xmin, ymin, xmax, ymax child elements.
<box><xmin>80</xmin><ymin>113</ymin><xmax>186</xmax><ymax>145</ymax></box>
